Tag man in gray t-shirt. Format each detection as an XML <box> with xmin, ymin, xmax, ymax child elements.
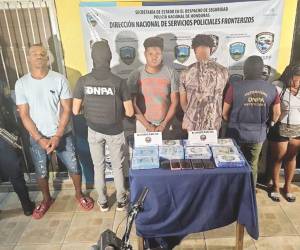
<box><xmin>15</xmin><ymin>44</ymin><xmax>94</xmax><ymax>219</ymax></box>
<box><xmin>15</xmin><ymin>69</ymin><xmax>72</xmax><ymax>137</ymax></box>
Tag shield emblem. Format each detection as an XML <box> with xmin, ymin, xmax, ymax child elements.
<box><xmin>120</xmin><ymin>46</ymin><xmax>136</xmax><ymax>65</ymax></box>
<box><xmin>229</xmin><ymin>42</ymin><xmax>246</xmax><ymax>61</ymax></box>
<box><xmin>255</xmin><ymin>32</ymin><xmax>274</xmax><ymax>54</ymax></box>
<box><xmin>86</xmin><ymin>13</ymin><xmax>98</xmax><ymax>27</ymax></box>
<box><xmin>209</xmin><ymin>35</ymin><xmax>219</xmax><ymax>54</ymax></box>
<box><xmin>262</xmin><ymin>65</ymin><xmax>271</xmax><ymax>80</ymax></box>
<box><xmin>229</xmin><ymin>74</ymin><xmax>244</xmax><ymax>83</ymax></box>
<box><xmin>175</xmin><ymin>45</ymin><xmax>190</xmax><ymax>63</ymax></box>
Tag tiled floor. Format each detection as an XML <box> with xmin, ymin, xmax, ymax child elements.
<box><xmin>0</xmin><ymin>183</ymin><xmax>300</xmax><ymax>250</ymax></box>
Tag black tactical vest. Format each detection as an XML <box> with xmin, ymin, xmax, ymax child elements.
<box><xmin>82</xmin><ymin>73</ymin><xmax>124</xmax><ymax>126</ymax></box>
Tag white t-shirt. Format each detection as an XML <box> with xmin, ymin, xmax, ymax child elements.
<box><xmin>15</xmin><ymin>70</ymin><xmax>72</xmax><ymax>137</ymax></box>
<box><xmin>273</xmin><ymin>80</ymin><xmax>300</xmax><ymax>125</ymax></box>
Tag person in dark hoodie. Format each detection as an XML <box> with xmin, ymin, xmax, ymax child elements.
<box><xmin>73</xmin><ymin>40</ymin><xmax>134</xmax><ymax>212</ymax></box>
<box><xmin>222</xmin><ymin>55</ymin><xmax>281</xmax><ymax>186</ymax></box>
<box><xmin>0</xmin><ymin>84</ymin><xmax>35</xmax><ymax>216</ymax></box>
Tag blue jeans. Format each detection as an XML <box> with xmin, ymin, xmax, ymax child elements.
<box><xmin>29</xmin><ymin>133</ymin><xmax>80</xmax><ymax>178</ymax></box>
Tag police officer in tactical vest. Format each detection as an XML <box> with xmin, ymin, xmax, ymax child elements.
<box><xmin>0</xmin><ymin>84</ymin><xmax>35</xmax><ymax>215</ymax></box>
<box><xmin>73</xmin><ymin>40</ymin><xmax>134</xmax><ymax>212</ymax></box>
<box><xmin>222</xmin><ymin>55</ymin><xmax>281</xmax><ymax>186</ymax></box>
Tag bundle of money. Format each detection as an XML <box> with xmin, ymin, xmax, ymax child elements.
<box><xmin>132</xmin><ymin>146</ymin><xmax>158</xmax><ymax>158</ymax></box>
<box><xmin>210</xmin><ymin>145</ymin><xmax>244</xmax><ymax>168</ymax></box>
<box><xmin>131</xmin><ymin>156</ymin><xmax>160</xmax><ymax>170</ymax></box>
<box><xmin>185</xmin><ymin>145</ymin><xmax>212</xmax><ymax>159</ymax></box>
<box><xmin>209</xmin><ymin>138</ymin><xmax>234</xmax><ymax>147</ymax></box>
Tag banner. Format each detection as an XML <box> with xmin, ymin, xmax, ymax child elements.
<box><xmin>79</xmin><ymin>0</ymin><xmax>284</xmax><ymax>178</ymax></box>
<box><xmin>80</xmin><ymin>0</ymin><xmax>284</xmax><ymax>82</ymax></box>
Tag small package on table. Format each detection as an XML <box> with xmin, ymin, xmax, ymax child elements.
<box><xmin>131</xmin><ymin>155</ymin><xmax>160</xmax><ymax>170</ymax></box>
<box><xmin>159</xmin><ymin>140</ymin><xmax>184</xmax><ymax>160</ymax></box>
<box><xmin>132</xmin><ymin>146</ymin><xmax>158</xmax><ymax>158</ymax></box>
<box><xmin>211</xmin><ymin>145</ymin><xmax>245</xmax><ymax>168</ymax></box>
<box><xmin>185</xmin><ymin>145</ymin><xmax>212</xmax><ymax>160</ymax></box>
<box><xmin>209</xmin><ymin>138</ymin><xmax>235</xmax><ymax>147</ymax></box>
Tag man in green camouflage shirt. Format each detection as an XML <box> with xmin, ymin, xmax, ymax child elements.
<box><xmin>179</xmin><ymin>34</ymin><xmax>228</xmax><ymax>132</ymax></box>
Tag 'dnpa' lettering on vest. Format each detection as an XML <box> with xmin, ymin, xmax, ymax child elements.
<box><xmin>84</xmin><ymin>86</ymin><xmax>115</xmax><ymax>96</ymax></box>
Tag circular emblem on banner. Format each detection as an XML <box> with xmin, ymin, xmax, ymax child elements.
<box><xmin>86</xmin><ymin>12</ymin><xmax>98</xmax><ymax>27</ymax></box>
<box><xmin>175</xmin><ymin>45</ymin><xmax>190</xmax><ymax>63</ymax></box>
<box><xmin>229</xmin><ymin>42</ymin><xmax>246</xmax><ymax>61</ymax></box>
<box><xmin>255</xmin><ymin>32</ymin><xmax>274</xmax><ymax>54</ymax></box>
<box><xmin>145</xmin><ymin>137</ymin><xmax>152</xmax><ymax>143</ymax></box>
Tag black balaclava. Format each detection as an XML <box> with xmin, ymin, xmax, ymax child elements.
<box><xmin>91</xmin><ymin>40</ymin><xmax>112</xmax><ymax>80</ymax></box>
<box><xmin>243</xmin><ymin>56</ymin><xmax>264</xmax><ymax>80</ymax></box>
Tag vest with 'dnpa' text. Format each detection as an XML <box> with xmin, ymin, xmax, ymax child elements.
<box><xmin>227</xmin><ymin>80</ymin><xmax>277</xmax><ymax>143</ymax></box>
<box><xmin>83</xmin><ymin>74</ymin><xmax>124</xmax><ymax>126</ymax></box>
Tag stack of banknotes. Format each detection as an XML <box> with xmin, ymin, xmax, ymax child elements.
<box><xmin>210</xmin><ymin>145</ymin><xmax>245</xmax><ymax>168</ymax></box>
<box><xmin>132</xmin><ymin>146</ymin><xmax>160</xmax><ymax>169</ymax></box>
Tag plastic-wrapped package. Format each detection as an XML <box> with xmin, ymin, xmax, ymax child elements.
<box><xmin>185</xmin><ymin>145</ymin><xmax>212</xmax><ymax>159</ymax></box>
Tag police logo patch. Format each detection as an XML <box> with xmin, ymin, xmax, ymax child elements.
<box><xmin>255</xmin><ymin>32</ymin><xmax>274</xmax><ymax>54</ymax></box>
<box><xmin>175</xmin><ymin>45</ymin><xmax>190</xmax><ymax>63</ymax></box>
<box><xmin>209</xmin><ymin>35</ymin><xmax>219</xmax><ymax>55</ymax></box>
<box><xmin>229</xmin><ymin>74</ymin><xmax>244</xmax><ymax>83</ymax></box>
<box><xmin>86</xmin><ymin>13</ymin><xmax>98</xmax><ymax>27</ymax></box>
<box><xmin>120</xmin><ymin>46</ymin><xmax>136</xmax><ymax>65</ymax></box>
<box><xmin>229</xmin><ymin>42</ymin><xmax>246</xmax><ymax>61</ymax></box>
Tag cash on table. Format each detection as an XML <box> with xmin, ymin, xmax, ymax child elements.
<box><xmin>131</xmin><ymin>139</ymin><xmax>245</xmax><ymax>170</ymax></box>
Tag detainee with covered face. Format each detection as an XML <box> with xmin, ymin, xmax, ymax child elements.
<box><xmin>179</xmin><ymin>34</ymin><xmax>229</xmax><ymax>132</ymax></box>
<box><xmin>73</xmin><ymin>40</ymin><xmax>134</xmax><ymax>212</ymax></box>
<box><xmin>223</xmin><ymin>55</ymin><xmax>281</xmax><ymax>187</ymax></box>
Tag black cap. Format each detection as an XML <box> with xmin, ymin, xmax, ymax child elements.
<box><xmin>191</xmin><ymin>34</ymin><xmax>214</xmax><ymax>50</ymax></box>
<box><xmin>143</xmin><ymin>37</ymin><xmax>164</xmax><ymax>50</ymax></box>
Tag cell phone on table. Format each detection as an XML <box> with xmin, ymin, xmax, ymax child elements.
<box><xmin>202</xmin><ymin>159</ymin><xmax>215</xmax><ymax>169</ymax></box>
<box><xmin>160</xmin><ymin>160</ymin><xmax>171</xmax><ymax>170</ymax></box>
<box><xmin>170</xmin><ymin>160</ymin><xmax>181</xmax><ymax>170</ymax></box>
<box><xmin>191</xmin><ymin>159</ymin><xmax>203</xmax><ymax>169</ymax></box>
<box><xmin>180</xmin><ymin>159</ymin><xmax>192</xmax><ymax>169</ymax></box>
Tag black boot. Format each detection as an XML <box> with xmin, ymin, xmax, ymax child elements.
<box><xmin>21</xmin><ymin>200</ymin><xmax>35</xmax><ymax>216</ymax></box>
